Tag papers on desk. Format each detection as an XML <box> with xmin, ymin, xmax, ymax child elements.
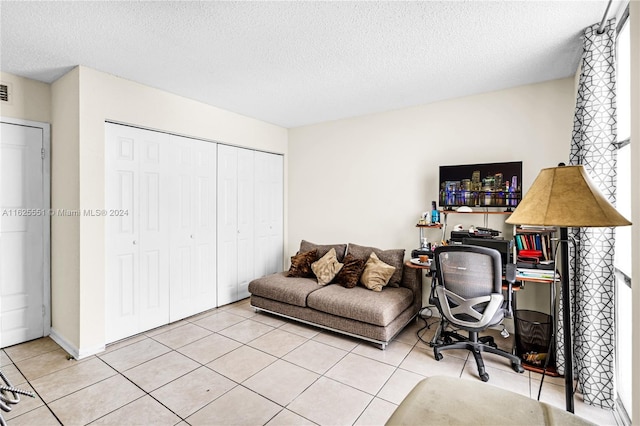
<box><xmin>516</xmin><ymin>268</ymin><xmax>557</xmax><ymax>280</ymax></box>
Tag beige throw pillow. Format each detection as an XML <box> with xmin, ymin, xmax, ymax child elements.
<box><xmin>311</xmin><ymin>248</ymin><xmax>344</xmax><ymax>286</ymax></box>
<box><xmin>360</xmin><ymin>252</ymin><xmax>396</xmax><ymax>292</ymax></box>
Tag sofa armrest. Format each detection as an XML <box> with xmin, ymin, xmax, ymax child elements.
<box><xmin>401</xmin><ymin>264</ymin><xmax>422</xmax><ymax>310</ymax></box>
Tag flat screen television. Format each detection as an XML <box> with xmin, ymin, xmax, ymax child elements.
<box><xmin>439</xmin><ymin>161</ymin><xmax>522</xmax><ymax>210</ymax></box>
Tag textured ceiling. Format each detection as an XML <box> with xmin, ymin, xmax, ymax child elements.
<box><xmin>0</xmin><ymin>1</ymin><xmax>619</xmax><ymax>128</ymax></box>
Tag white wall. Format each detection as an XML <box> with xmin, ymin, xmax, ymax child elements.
<box><xmin>50</xmin><ymin>66</ymin><xmax>288</xmax><ymax>357</ymax></box>
<box><xmin>288</xmin><ymin>78</ymin><xmax>574</xmax><ymax>255</ymax></box>
<box><xmin>0</xmin><ymin>72</ymin><xmax>51</xmax><ymax>122</ymax></box>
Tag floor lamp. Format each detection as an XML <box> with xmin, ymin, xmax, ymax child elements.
<box><xmin>505</xmin><ymin>164</ymin><xmax>631</xmax><ymax>413</ymax></box>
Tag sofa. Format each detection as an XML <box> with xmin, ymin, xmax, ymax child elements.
<box><xmin>386</xmin><ymin>376</ymin><xmax>596</xmax><ymax>426</ymax></box>
<box><xmin>248</xmin><ymin>240</ymin><xmax>422</xmax><ymax>349</ymax></box>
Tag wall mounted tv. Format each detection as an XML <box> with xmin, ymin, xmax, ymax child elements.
<box><xmin>439</xmin><ymin>161</ymin><xmax>522</xmax><ymax>210</ymax></box>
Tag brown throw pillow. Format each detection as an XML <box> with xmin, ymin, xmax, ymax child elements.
<box><xmin>347</xmin><ymin>243</ymin><xmax>405</xmax><ymax>287</ymax></box>
<box><xmin>286</xmin><ymin>249</ymin><xmax>319</xmax><ymax>278</ymax></box>
<box><xmin>311</xmin><ymin>248</ymin><xmax>343</xmax><ymax>285</ymax></box>
<box><xmin>332</xmin><ymin>254</ymin><xmax>366</xmax><ymax>288</ymax></box>
<box><xmin>360</xmin><ymin>252</ymin><xmax>396</xmax><ymax>292</ymax></box>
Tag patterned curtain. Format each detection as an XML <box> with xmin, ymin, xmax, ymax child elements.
<box><xmin>556</xmin><ymin>19</ymin><xmax>617</xmax><ymax>409</ymax></box>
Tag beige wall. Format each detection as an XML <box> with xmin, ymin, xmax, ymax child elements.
<box><xmin>50</xmin><ymin>68</ymin><xmax>81</xmax><ymax>349</ymax></box>
<box><xmin>0</xmin><ymin>72</ymin><xmax>51</xmax><ymax>123</ymax></box>
<box><xmin>51</xmin><ymin>66</ymin><xmax>288</xmax><ymax>357</ymax></box>
<box><xmin>288</xmin><ymin>78</ymin><xmax>574</xmax><ymax>255</ymax></box>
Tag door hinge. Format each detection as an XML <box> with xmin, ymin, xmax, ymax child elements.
<box><xmin>41</xmin><ymin>148</ymin><xmax>45</xmax><ymax>159</ymax></box>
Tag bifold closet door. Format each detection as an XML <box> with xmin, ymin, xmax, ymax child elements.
<box><xmin>254</xmin><ymin>151</ymin><xmax>284</xmax><ymax>277</ymax></box>
<box><xmin>105</xmin><ymin>124</ymin><xmax>171</xmax><ymax>343</ymax></box>
<box><xmin>217</xmin><ymin>145</ymin><xmax>254</xmax><ymax>306</ymax></box>
<box><xmin>169</xmin><ymin>136</ymin><xmax>217</xmax><ymax>321</ymax></box>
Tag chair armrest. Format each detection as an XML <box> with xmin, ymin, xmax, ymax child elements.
<box><xmin>504</xmin><ymin>263</ymin><xmax>516</xmax><ymax>318</ymax></box>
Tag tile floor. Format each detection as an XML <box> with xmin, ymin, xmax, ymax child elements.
<box><xmin>1</xmin><ymin>299</ymin><xmax>618</xmax><ymax>425</ymax></box>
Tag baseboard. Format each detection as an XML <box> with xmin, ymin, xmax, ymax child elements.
<box><xmin>49</xmin><ymin>328</ymin><xmax>105</xmax><ymax>360</ymax></box>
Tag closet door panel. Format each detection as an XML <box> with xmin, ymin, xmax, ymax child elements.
<box><xmin>190</xmin><ymin>141</ymin><xmax>217</xmax><ymax>311</ymax></box>
<box><xmin>254</xmin><ymin>152</ymin><xmax>284</xmax><ymax>277</ymax></box>
<box><xmin>236</xmin><ymin>148</ymin><xmax>254</xmax><ymax>300</ymax></box>
<box><xmin>138</xmin><ymin>136</ymin><xmax>170</xmax><ymax>330</ymax></box>
<box><xmin>106</xmin><ymin>124</ymin><xmax>171</xmax><ymax>343</ymax></box>
<box><xmin>216</xmin><ymin>145</ymin><xmax>238</xmax><ymax>306</ymax></box>
<box><xmin>169</xmin><ymin>141</ymin><xmax>194</xmax><ymax>320</ymax></box>
<box><xmin>169</xmin><ymin>137</ymin><xmax>217</xmax><ymax>321</ymax></box>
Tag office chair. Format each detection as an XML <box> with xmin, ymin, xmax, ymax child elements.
<box><xmin>432</xmin><ymin>245</ymin><xmax>524</xmax><ymax>382</ymax></box>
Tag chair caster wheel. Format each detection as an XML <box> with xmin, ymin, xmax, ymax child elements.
<box><xmin>435</xmin><ymin>353</ymin><xmax>443</xmax><ymax>361</ymax></box>
<box><xmin>480</xmin><ymin>373</ymin><xmax>490</xmax><ymax>382</ymax></box>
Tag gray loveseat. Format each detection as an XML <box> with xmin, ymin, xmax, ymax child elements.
<box><xmin>248</xmin><ymin>241</ymin><xmax>422</xmax><ymax>349</ymax></box>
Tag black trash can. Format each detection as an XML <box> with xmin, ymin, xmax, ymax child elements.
<box><xmin>515</xmin><ymin>310</ymin><xmax>553</xmax><ymax>367</ymax></box>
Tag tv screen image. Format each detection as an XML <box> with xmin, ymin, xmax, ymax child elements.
<box><xmin>439</xmin><ymin>161</ymin><xmax>522</xmax><ymax>209</ymax></box>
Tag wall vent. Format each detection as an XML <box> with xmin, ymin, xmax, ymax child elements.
<box><xmin>0</xmin><ymin>84</ymin><xmax>8</xmax><ymax>102</ymax></box>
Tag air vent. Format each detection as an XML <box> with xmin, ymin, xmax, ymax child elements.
<box><xmin>0</xmin><ymin>84</ymin><xmax>8</xmax><ymax>102</ymax></box>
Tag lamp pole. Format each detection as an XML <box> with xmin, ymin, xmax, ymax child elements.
<box><xmin>560</xmin><ymin>226</ymin><xmax>574</xmax><ymax>413</ymax></box>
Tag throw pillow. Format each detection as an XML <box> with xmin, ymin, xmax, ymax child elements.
<box><xmin>332</xmin><ymin>254</ymin><xmax>366</xmax><ymax>288</ymax></box>
<box><xmin>311</xmin><ymin>248</ymin><xmax>344</xmax><ymax>285</ymax></box>
<box><xmin>360</xmin><ymin>252</ymin><xmax>396</xmax><ymax>292</ymax></box>
<box><xmin>347</xmin><ymin>243</ymin><xmax>405</xmax><ymax>287</ymax></box>
<box><xmin>286</xmin><ymin>249</ymin><xmax>319</xmax><ymax>278</ymax></box>
<box><xmin>299</xmin><ymin>240</ymin><xmax>348</xmax><ymax>262</ymax></box>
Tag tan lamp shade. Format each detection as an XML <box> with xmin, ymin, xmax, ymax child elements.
<box><xmin>505</xmin><ymin>165</ymin><xmax>631</xmax><ymax>228</ymax></box>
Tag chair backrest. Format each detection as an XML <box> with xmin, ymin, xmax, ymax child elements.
<box><xmin>433</xmin><ymin>245</ymin><xmax>505</xmax><ymax>328</ymax></box>
<box><xmin>433</xmin><ymin>245</ymin><xmax>503</xmax><ymax>298</ymax></box>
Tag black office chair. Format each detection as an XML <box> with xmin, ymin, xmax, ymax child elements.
<box><xmin>432</xmin><ymin>245</ymin><xmax>524</xmax><ymax>382</ymax></box>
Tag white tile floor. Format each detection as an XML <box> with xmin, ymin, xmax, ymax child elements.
<box><xmin>1</xmin><ymin>299</ymin><xmax>618</xmax><ymax>425</ymax></box>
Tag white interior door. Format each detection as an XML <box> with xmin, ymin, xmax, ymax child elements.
<box><xmin>105</xmin><ymin>124</ymin><xmax>170</xmax><ymax>343</ymax></box>
<box><xmin>169</xmin><ymin>135</ymin><xmax>217</xmax><ymax>321</ymax></box>
<box><xmin>217</xmin><ymin>145</ymin><xmax>238</xmax><ymax>306</ymax></box>
<box><xmin>0</xmin><ymin>120</ymin><xmax>50</xmax><ymax>348</ymax></box>
<box><xmin>255</xmin><ymin>151</ymin><xmax>284</xmax><ymax>277</ymax></box>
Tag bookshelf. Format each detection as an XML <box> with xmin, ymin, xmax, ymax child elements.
<box><xmin>513</xmin><ymin>225</ymin><xmax>560</xmax><ymax>376</ymax></box>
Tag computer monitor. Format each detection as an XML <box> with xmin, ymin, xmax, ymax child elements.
<box><xmin>462</xmin><ymin>238</ymin><xmax>512</xmax><ymax>267</ymax></box>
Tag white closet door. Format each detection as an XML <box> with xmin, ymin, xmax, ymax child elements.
<box><xmin>105</xmin><ymin>124</ymin><xmax>170</xmax><ymax>343</ymax></box>
<box><xmin>255</xmin><ymin>152</ymin><xmax>284</xmax><ymax>277</ymax></box>
<box><xmin>0</xmin><ymin>122</ymin><xmax>47</xmax><ymax>347</ymax></box>
<box><xmin>169</xmin><ymin>136</ymin><xmax>217</xmax><ymax>321</ymax></box>
<box><xmin>236</xmin><ymin>148</ymin><xmax>254</xmax><ymax>300</ymax></box>
<box><xmin>216</xmin><ymin>145</ymin><xmax>238</xmax><ymax>306</ymax></box>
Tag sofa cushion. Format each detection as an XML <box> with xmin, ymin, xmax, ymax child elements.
<box><xmin>300</xmin><ymin>240</ymin><xmax>348</xmax><ymax>262</ymax></box>
<box><xmin>332</xmin><ymin>254</ymin><xmax>366</xmax><ymax>288</ymax></box>
<box><xmin>286</xmin><ymin>249</ymin><xmax>319</xmax><ymax>278</ymax></box>
<box><xmin>248</xmin><ymin>272</ymin><xmax>320</xmax><ymax>307</ymax></box>
<box><xmin>311</xmin><ymin>248</ymin><xmax>343</xmax><ymax>286</ymax></box>
<box><xmin>307</xmin><ymin>284</ymin><xmax>414</xmax><ymax>327</ymax></box>
<box><xmin>347</xmin><ymin>243</ymin><xmax>405</xmax><ymax>287</ymax></box>
<box><xmin>360</xmin><ymin>252</ymin><xmax>396</xmax><ymax>292</ymax></box>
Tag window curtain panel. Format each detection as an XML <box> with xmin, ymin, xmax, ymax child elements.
<box><xmin>556</xmin><ymin>19</ymin><xmax>617</xmax><ymax>410</ymax></box>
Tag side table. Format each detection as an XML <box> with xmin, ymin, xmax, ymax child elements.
<box><xmin>405</xmin><ymin>260</ymin><xmax>440</xmax><ymax>346</ymax></box>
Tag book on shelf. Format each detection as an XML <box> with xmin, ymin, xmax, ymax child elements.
<box><xmin>516</xmin><ymin>268</ymin><xmax>557</xmax><ymax>280</ymax></box>
<box><xmin>514</xmin><ymin>233</ymin><xmax>553</xmax><ymax>261</ymax></box>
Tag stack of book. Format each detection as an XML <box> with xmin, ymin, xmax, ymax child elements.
<box><xmin>516</xmin><ymin>267</ymin><xmax>557</xmax><ymax>280</ymax></box>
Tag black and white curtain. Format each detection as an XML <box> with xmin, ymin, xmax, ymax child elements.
<box><xmin>556</xmin><ymin>19</ymin><xmax>617</xmax><ymax>410</ymax></box>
